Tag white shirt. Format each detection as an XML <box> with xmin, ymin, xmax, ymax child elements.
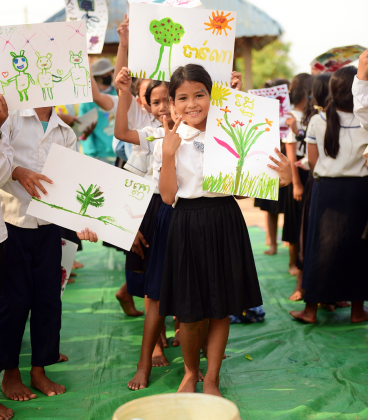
<box><xmin>306</xmin><ymin>111</ymin><xmax>368</xmax><ymax>179</ymax></box>
<box><xmin>0</xmin><ymin>127</ymin><xmax>14</xmax><ymax>242</ymax></box>
<box><xmin>282</xmin><ymin>109</ymin><xmax>306</xmax><ymax>157</ymax></box>
<box><xmin>352</xmin><ymin>76</ymin><xmax>368</xmax><ymax>157</ymax></box>
<box><xmin>153</xmin><ymin>123</ymin><xmax>229</xmax><ymax>206</ymax></box>
<box><xmin>0</xmin><ymin>108</ymin><xmax>77</xmax><ymax>228</ymax></box>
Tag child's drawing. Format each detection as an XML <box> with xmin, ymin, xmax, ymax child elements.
<box><xmin>203</xmin><ymin>87</ymin><xmax>280</xmax><ymax>200</ymax></box>
<box><xmin>0</xmin><ymin>22</ymin><xmax>92</xmax><ymax>111</ymax></box>
<box><xmin>149</xmin><ymin>18</ymin><xmax>185</xmax><ymax>80</ymax></box>
<box><xmin>62</xmin><ymin>51</ymin><xmax>90</xmax><ymax>98</ymax></box>
<box><xmin>7</xmin><ymin>50</ymin><xmax>35</xmax><ymax>102</ymax></box>
<box><xmin>128</xmin><ymin>3</ymin><xmax>237</xmax><ymax>83</ymax></box>
<box><xmin>26</xmin><ymin>144</ymin><xmax>155</xmax><ymax>251</ymax></box>
<box><xmin>204</xmin><ymin>10</ymin><xmax>234</xmax><ymax>36</ymax></box>
<box><xmin>60</xmin><ymin>238</ymin><xmax>78</xmax><ymax>297</ymax></box>
<box><xmin>35</xmin><ymin>51</ymin><xmax>62</xmax><ymax>100</ymax></box>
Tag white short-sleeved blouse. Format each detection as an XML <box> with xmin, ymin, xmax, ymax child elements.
<box><xmin>282</xmin><ymin>109</ymin><xmax>306</xmax><ymax>157</ymax></box>
<box><xmin>306</xmin><ymin>111</ymin><xmax>368</xmax><ymax>179</ymax></box>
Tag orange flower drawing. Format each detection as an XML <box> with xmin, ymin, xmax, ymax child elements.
<box><xmin>265</xmin><ymin>118</ymin><xmax>273</xmax><ymax>127</ymax></box>
<box><xmin>220</xmin><ymin>106</ymin><xmax>231</xmax><ymax>113</ymax></box>
<box><xmin>204</xmin><ymin>11</ymin><xmax>234</xmax><ymax>36</ymax></box>
<box><xmin>216</xmin><ymin>118</ymin><xmax>223</xmax><ymax>126</ymax></box>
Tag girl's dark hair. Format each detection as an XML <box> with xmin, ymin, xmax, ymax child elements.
<box><xmin>302</xmin><ymin>74</ymin><xmax>331</xmax><ymax>126</ymax></box>
<box><xmin>133</xmin><ymin>78</ymin><xmax>146</xmax><ymax>97</ymax></box>
<box><xmin>144</xmin><ymin>80</ymin><xmax>169</xmax><ymax>105</ymax></box>
<box><xmin>169</xmin><ymin>64</ymin><xmax>212</xmax><ymax>100</ymax></box>
<box><xmin>271</xmin><ymin>78</ymin><xmax>290</xmax><ymax>88</ymax></box>
<box><xmin>301</xmin><ymin>76</ymin><xmax>316</xmax><ymax>126</ymax></box>
<box><xmin>324</xmin><ymin>66</ymin><xmax>357</xmax><ymax>158</ymax></box>
<box><xmin>289</xmin><ymin>73</ymin><xmax>313</xmax><ymax>105</ymax></box>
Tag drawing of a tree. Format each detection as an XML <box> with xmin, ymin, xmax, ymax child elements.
<box><xmin>149</xmin><ymin>18</ymin><xmax>185</xmax><ymax>80</ymax></box>
<box><xmin>216</xmin><ymin>107</ymin><xmax>273</xmax><ymax>194</ymax></box>
<box><xmin>76</xmin><ymin>184</ymin><xmax>104</xmax><ymax>216</ymax></box>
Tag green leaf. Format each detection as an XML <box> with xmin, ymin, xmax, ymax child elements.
<box><xmin>245</xmin><ymin>354</ymin><xmax>253</xmax><ymax>361</ymax></box>
<box><xmin>145</xmin><ymin>136</ymin><xmax>156</xmax><ymax>142</ymax></box>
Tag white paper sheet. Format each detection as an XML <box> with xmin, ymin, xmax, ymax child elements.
<box><xmin>61</xmin><ymin>238</ymin><xmax>78</xmax><ymax>297</ymax></box>
<box><xmin>65</xmin><ymin>0</ymin><xmax>108</xmax><ymax>54</ymax></box>
<box><xmin>26</xmin><ymin>144</ymin><xmax>155</xmax><ymax>251</ymax></box>
<box><xmin>248</xmin><ymin>84</ymin><xmax>291</xmax><ymax>139</ymax></box>
<box><xmin>0</xmin><ymin>21</ymin><xmax>92</xmax><ymax>111</ymax></box>
<box><xmin>127</xmin><ymin>0</ymin><xmax>202</xmax><ymax>15</ymax></box>
<box><xmin>128</xmin><ymin>3</ymin><xmax>237</xmax><ymax>84</ymax></box>
<box><xmin>203</xmin><ymin>86</ymin><xmax>280</xmax><ymax>200</ymax></box>
<box><xmin>72</xmin><ymin>108</ymin><xmax>98</xmax><ymax>137</ymax></box>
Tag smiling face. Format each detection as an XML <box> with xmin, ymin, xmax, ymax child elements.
<box><xmin>12</xmin><ymin>55</ymin><xmax>28</xmax><ymax>73</ymax></box>
<box><xmin>69</xmin><ymin>51</ymin><xmax>83</xmax><ymax>65</ymax></box>
<box><xmin>150</xmin><ymin>84</ymin><xmax>172</xmax><ymax>125</ymax></box>
<box><xmin>172</xmin><ymin>80</ymin><xmax>210</xmax><ymax>131</ymax></box>
<box><xmin>36</xmin><ymin>56</ymin><xmax>52</xmax><ymax>70</ymax></box>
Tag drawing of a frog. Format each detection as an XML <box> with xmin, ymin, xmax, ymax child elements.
<box><xmin>8</xmin><ymin>50</ymin><xmax>35</xmax><ymax>102</ymax></box>
<box><xmin>62</xmin><ymin>51</ymin><xmax>90</xmax><ymax>98</ymax></box>
<box><xmin>35</xmin><ymin>51</ymin><xmax>62</xmax><ymax>101</ymax></box>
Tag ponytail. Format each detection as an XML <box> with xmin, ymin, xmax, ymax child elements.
<box><xmin>323</xmin><ymin>66</ymin><xmax>357</xmax><ymax>159</ymax></box>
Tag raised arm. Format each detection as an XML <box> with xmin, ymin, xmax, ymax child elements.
<box><xmin>114</xmin><ymin>67</ymin><xmax>139</xmax><ymax>145</ymax></box>
<box><xmin>159</xmin><ymin>116</ymin><xmax>182</xmax><ymax>205</ymax></box>
<box><xmin>90</xmin><ymin>74</ymin><xmax>115</xmax><ymax>111</ymax></box>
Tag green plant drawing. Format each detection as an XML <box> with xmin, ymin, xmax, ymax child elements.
<box><xmin>76</xmin><ymin>184</ymin><xmax>104</xmax><ymax>215</ymax></box>
<box><xmin>31</xmin><ymin>183</ymin><xmax>133</xmax><ymax>234</ymax></box>
<box><xmin>62</xmin><ymin>51</ymin><xmax>90</xmax><ymax>98</ymax></box>
<box><xmin>124</xmin><ymin>180</ymin><xmax>150</xmax><ymax>201</ymax></box>
<box><xmin>0</xmin><ymin>80</ymin><xmax>9</xmax><ymax>95</ymax></box>
<box><xmin>129</xmin><ymin>70</ymin><xmax>147</xmax><ymax>79</ymax></box>
<box><xmin>203</xmin><ymin>172</ymin><xmax>278</xmax><ymax>200</ymax></box>
<box><xmin>149</xmin><ymin>18</ymin><xmax>185</xmax><ymax>80</ymax></box>
<box><xmin>214</xmin><ymin>106</ymin><xmax>274</xmax><ymax>195</ymax></box>
<box><xmin>35</xmin><ymin>51</ymin><xmax>62</xmax><ymax>101</ymax></box>
<box><xmin>7</xmin><ymin>50</ymin><xmax>35</xmax><ymax>102</ymax></box>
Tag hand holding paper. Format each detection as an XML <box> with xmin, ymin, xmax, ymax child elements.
<box><xmin>115</xmin><ymin>67</ymin><xmax>132</xmax><ymax>93</ymax></box>
<box><xmin>12</xmin><ymin>167</ymin><xmax>53</xmax><ymax>199</ymax></box>
<box><xmin>267</xmin><ymin>148</ymin><xmax>292</xmax><ymax>188</ymax></box>
<box><xmin>77</xmin><ymin>228</ymin><xmax>98</xmax><ymax>243</ymax></box>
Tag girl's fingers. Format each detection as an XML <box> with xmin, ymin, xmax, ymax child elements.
<box><xmin>268</xmin><ymin>155</ymin><xmax>280</xmax><ymax>165</ymax></box>
<box><xmin>171</xmin><ymin>115</ymin><xmax>182</xmax><ymax>134</ymax></box>
<box><xmin>34</xmin><ymin>180</ymin><xmax>48</xmax><ymax>196</ymax></box>
<box><xmin>163</xmin><ymin>115</ymin><xmax>169</xmax><ymax>133</ymax></box>
<box><xmin>267</xmin><ymin>164</ymin><xmax>279</xmax><ymax>171</ymax></box>
<box><xmin>40</xmin><ymin>174</ymin><xmax>53</xmax><ymax>184</ymax></box>
<box><xmin>27</xmin><ymin>183</ymin><xmax>39</xmax><ymax>199</ymax></box>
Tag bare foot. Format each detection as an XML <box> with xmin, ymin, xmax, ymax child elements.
<box><xmin>116</xmin><ymin>286</ymin><xmax>143</xmax><ymax>317</ymax></box>
<box><xmin>288</xmin><ymin>265</ymin><xmax>299</xmax><ymax>276</ymax></box>
<box><xmin>57</xmin><ymin>353</ymin><xmax>68</xmax><ymax>363</ymax></box>
<box><xmin>161</xmin><ymin>325</ymin><xmax>168</xmax><ymax>349</ymax></box>
<box><xmin>177</xmin><ymin>371</ymin><xmax>198</xmax><ymax>393</ymax></box>
<box><xmin>198</xmin><ymin>370</ymin><xmax>204</xmax><ymax>382</ymax></box>
<box><xmin>321</xmin><ymin>304</ymin><xmax>335</xmax><ymax>312</ymax></box>
<box><xmin>289</xmin><ymin>290</ymin><xmax>304</xmax><ymax>301</ymax></box>
<box><xmin>351</xmin><ymin>306</ymin><xmax>368</xmax><ymax>323</ymax></box>
<box><xmin>72</xmin><ymin>260</ymin><xmax>84</xmax><ymax>269</ymax></box>
<box><xmin>203</xmin><ymin>377</ymin><xmax>221</xmax><ymax>397</ymax></box>
<box><xmin>30</xmin><ymin>367</ymin><xmax>65</xmax><ymax>397</ymax></box>
<box><xmin>336</xmin><ymin>301</ymin><xmax>351</xmax><ymax>308</ymax></box>
<box><xmin>152</xmin><ymin>343</ymin><xmax>169</xmax><ymax>367</ymax></box>
<box><xmin>67</xmin><ymin>277</ymin><xmax>75</xmax><ymax>284</ymax></box>
<box><xmin>127</xmin><ymin>362</ymin><xmax>151</xmax><ymax>391</ymax></box>
<box><xmin>264</xmin><ymin>245</ymin><xmax>277</xmax><ymax>255</ymax></box>
<box><xmin>0</xmin><ymin>404</ymin><xmax>13</xmax><ymax>420</ymax></box>
<box><xmin>1</xmin><ymin>368</ymin><xmax>37</xmax><ymax>401</ymax></box>
<box><xmin>289</xmin><ymin>310</ymin><xmax>316</xmax><ymax>323</ymax></box>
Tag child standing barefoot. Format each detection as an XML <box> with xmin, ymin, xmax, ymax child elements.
<box><xmin>290</xmin><ymin>67</ymin><xmax>368</xmax><ymax>323</ymax></box>
<box><xmin>156</xmin><ymin>65</ymin><xmax>292</xmax><ymax>396</ymax></box>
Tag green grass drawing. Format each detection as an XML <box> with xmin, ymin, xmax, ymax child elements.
<box><xmin>203</xmin><ymin>172</ymin><xmax>278</xmax><ymax>200</ymax></box>
<box><xmin>32</xmin><ymin>183</ymin><xmax>133</xmax><ymax>234</ymax></box>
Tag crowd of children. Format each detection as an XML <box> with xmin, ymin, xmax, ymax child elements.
<box><xmin>1</xmin><ymin>12</ymin><xmax>368</xmax><ymax>420</ymax></box>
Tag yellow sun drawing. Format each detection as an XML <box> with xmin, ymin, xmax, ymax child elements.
<box><xmin>204</xmin><ymin>11</ymin><xmax>234</xmax><ymax>36</ymax></box>
<box><xmin>211</xmin><ymin>82</ymin><xmax>231</xmax><ymax>107</ymax></box>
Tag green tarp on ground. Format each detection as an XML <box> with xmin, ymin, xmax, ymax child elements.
<box><xmin>1</xmin><ymin>227</ymin><xmax>367</xmax><ymax>420</ymax></box>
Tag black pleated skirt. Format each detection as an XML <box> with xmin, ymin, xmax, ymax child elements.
<box><xmin>282</xmin><ymin>167</ymin><xmax>309</xmax><ymax>243</ymax></box>
<box><xmin>125</xmin><ymin>193</ymin><xmax>163</xmax><ymax>273</ymax></box>
<box><xmin>159</xmin><ymin>196</ymin><xmax>262</xmax><ymax>323</ymax></box>
<box><xmin>303</xmin><ymin>177</ymin><xmax>368</xmax><ymax>302</ymax></box>
<box><xmin>144</xmin><ymin>203</ymin><xmax>173</xmax><ymax>300</ymax></box>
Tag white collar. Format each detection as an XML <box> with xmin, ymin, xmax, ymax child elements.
<box><xmin>177</xmin><ymin>122</ymin><xmax>202</xmax><ymax>140</ymax></box>
<box><xmin>20</xmin><ymin>108</ymin><xmax>68</xmax><ymax>131</ymax></box>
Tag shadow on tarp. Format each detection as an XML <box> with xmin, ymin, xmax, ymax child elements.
<box><xmin>1</xmin><ymin>228</ymin><xmax>368</xmax><ymax>420</ymax></box>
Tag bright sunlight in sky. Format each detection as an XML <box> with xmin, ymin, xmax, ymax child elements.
<box><xmin>1</xmin><ymin>0</ymin><xmax>367</xmax><ymax>74</ymax></box>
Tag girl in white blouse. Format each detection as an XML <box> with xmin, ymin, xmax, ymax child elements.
<box><xmin>155</xmin><ymin>64</ymin><xmax>292</xmax><ymax>396</ymax></box>
<box><xmin>290</xmin><ymin>66</ymin><xmax>368</xmax><ymax>324</ymax></box>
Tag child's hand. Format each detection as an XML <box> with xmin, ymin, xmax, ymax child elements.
<box><xmin>267</xmin><ymin>148</ymin><xmax>292</xmax><ymax>188</ymax></box>
<box><xmin>117</xmin><ymin>13</ymin><xmax>129</xmax><ymax>48</ymax></box>
<box><xmin>79</xmin><ymin>122</ymin><xmax>97</xmax><ymax>140</ymax></box>
<box><xmin>162</xmin><ymin>115</ymin><xmax>182</xmax><ymax>157</ymax></box>
<box><xmin>0</xmin><ymin>94</ymin><xmax>8</xmax><ymax>127</ymax></box>
<box><xmin>115</xmin><ymin>67</ymin><xmax>132</xmax><ymax>93</ymax></box>
<box><xmin>285</xmin><ymin>112</ymin><xmax>298</xmax><ymax>135</ymax></box>
<box><xmin>132</xmin><ymin>230</ymin><xmax>148</xmax><ymax>259</ymax></box>
<box><xmin>357</xmin><ymin>48</ymin><xmax>368</xmax><ymax>81</ymax></box>
<box><xmin>77</xmin><ymin>228</ymin><xmax>98</xmax><ymax>242</ymax></box>
<box><xmin>231</xmin><ymin>71</ymin><xmax>242</xmax><ymax>91</ymax></box>
<box><xmin>294</xmin><ymin>160</ymin><xmax>308</xmax><ymax>170</ymax></box>
<box><xmin>12</xmin><ymin>167</ymin><xmax>53</xmax><ymax>199</ymax></box>
<box><xmin>293</xmin><ymin>183</ymin><xmax>304</xmax><ymax>202</ymax></box>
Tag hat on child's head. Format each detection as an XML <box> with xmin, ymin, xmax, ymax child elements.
<box><xmin>91</xmin><ymin>58</ymin><xmax>114</xmax><ymax>76</ymax></box>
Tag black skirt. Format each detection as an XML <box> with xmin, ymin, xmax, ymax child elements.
<box><xmin>282</xmin><ymin>167</ymin><xmax>309</xmax><ymax>243</ymax></box>
<box><xmin>125</xmin><ymin>193</ymin><xmax>163</xmax><ymax>273</ymax></box>
<box><xmin>303</xmin><ymin>177</ymin><xmax>368</xmax><ymax>302</ymax></box>
<box><xmin>159</xmin><ymin>196</ymin><xmax>263</xmax><ymax>323</ymax></box>
<box><xmin>255</xmin><ymin>184</ymin><xmax>287</xmax><ymax>214</ymax></box>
